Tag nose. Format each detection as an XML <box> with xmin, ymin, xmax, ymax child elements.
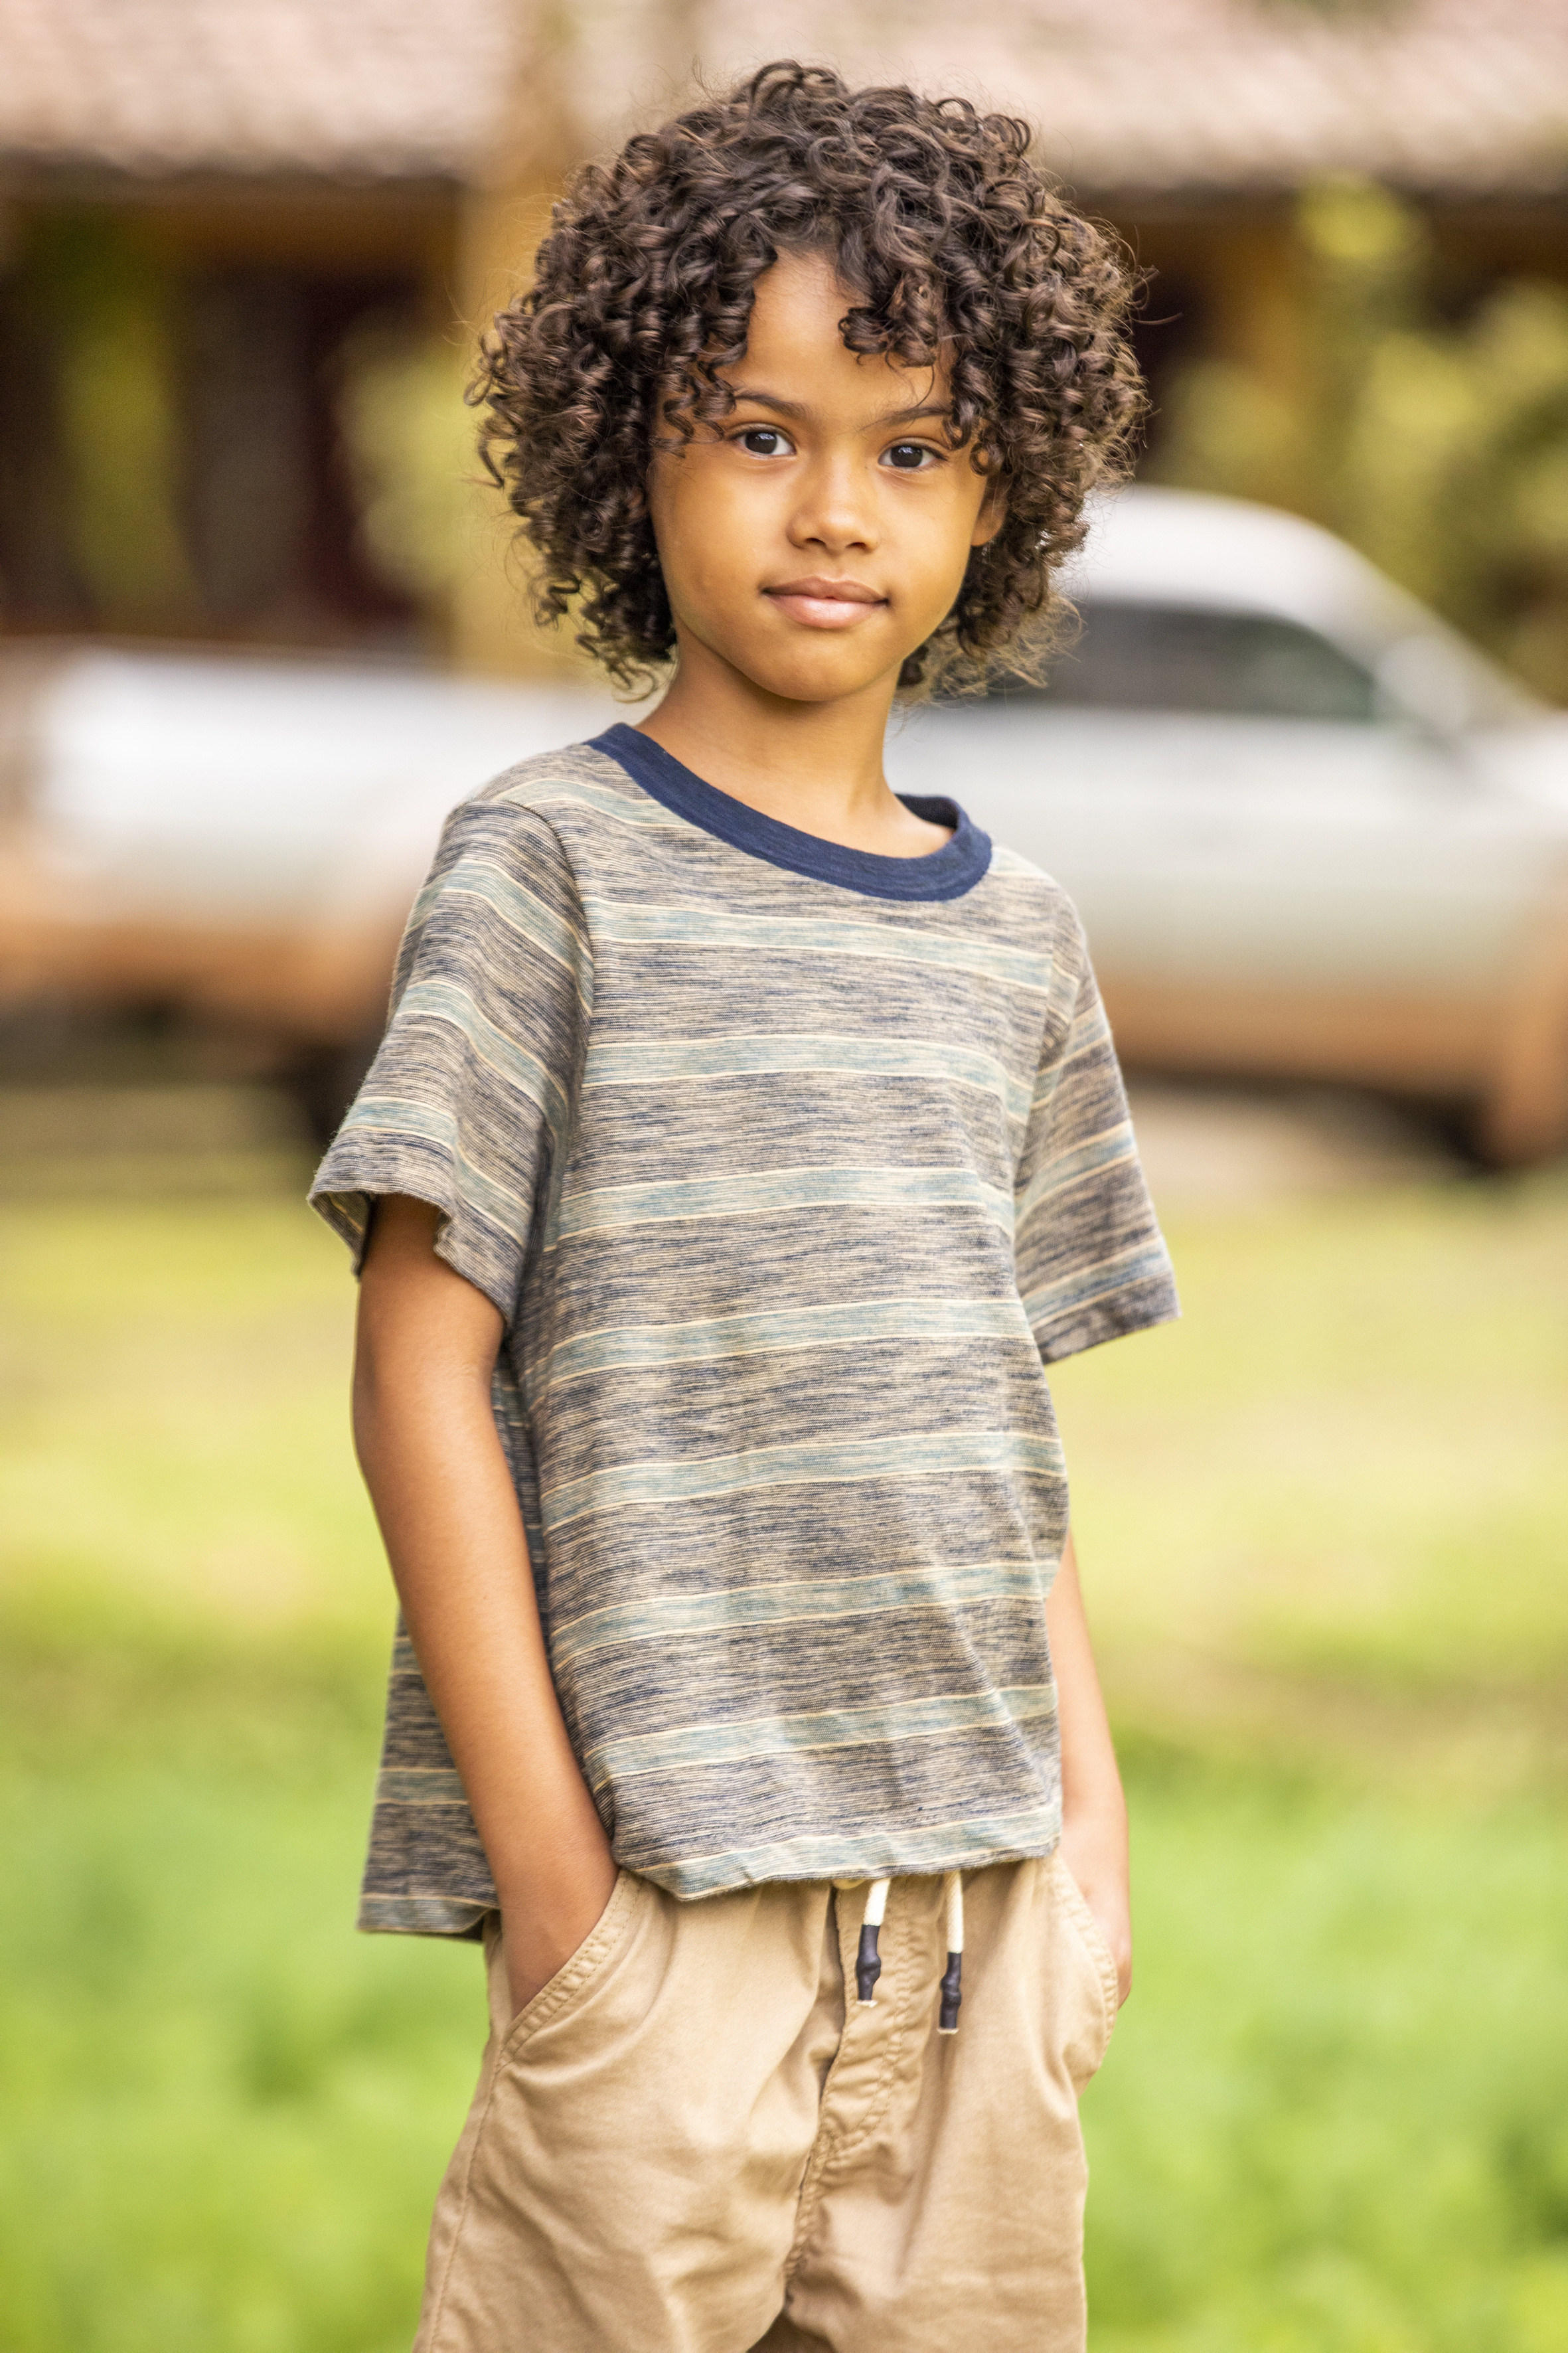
<box><xmin>786</xmin><ymin>449</ymin><xmax>878</xmax><ymax>557</ymax></box>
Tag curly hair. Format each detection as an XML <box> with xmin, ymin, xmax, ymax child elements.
<box><xmin>472</xmin><ymin>60</ymin><xmax>1144</xmax><ymax>695</ymax></box>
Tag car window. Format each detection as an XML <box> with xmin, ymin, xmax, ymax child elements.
<box><xmin>990</xmin><ymin>600</ymin><xmax>1380</xmax><ymax>723</ymax></box>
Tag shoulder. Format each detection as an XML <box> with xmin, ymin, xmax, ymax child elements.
<box><xmin>396</xmin><ymin>749</ymin><xmax>635</xmax><ymax>989</ymax></box>
<box><xmin>982</xmin><ymin>835</ymin><xmax>1071</xmax><ymax>909</ymax></box>
<box><xmin>422</xmin><ymin>738</ymin><xmax>684</xmax><ymax>894</ymax></box>
<box><xmin>458</xmin><ymin>738</ymin><xmax>672</xmax><ymax>837</ymax></box>
<box><xmin>412</xmin><ymin>741</ymin><xmax>627</xmax><ymax>889</ymax></box>
<box><xmin>964</xmin><ymin>835</ymin><xmax>1091</xmax><ymax>983</ymax></box>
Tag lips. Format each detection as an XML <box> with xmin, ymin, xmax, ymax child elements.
<box><xmin>763</xmin><ymin>577</ymin><xmax>888</xmax><ymax>629</ymax></box>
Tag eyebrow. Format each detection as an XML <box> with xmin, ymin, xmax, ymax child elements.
<box><xmin>728</xmin><ymin>387</ymin><xmax>952</xmax><ymax>428</ymax></box>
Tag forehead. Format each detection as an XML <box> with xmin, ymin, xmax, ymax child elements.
<box><xmin>728</xmin><ymin>250</ymin><xmax>950</xmax><ymax>410</ymax></box>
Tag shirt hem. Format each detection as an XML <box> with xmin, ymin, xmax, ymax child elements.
<box><xmin>617</xmin><ymin>1801</ymin><xmax>1065</xmax><ymax>1902</ymax></box>
<box><xmin>354</xmin><ymin>1809</ymin><xmax>1066</xmax><ymax>1933</ymax></box>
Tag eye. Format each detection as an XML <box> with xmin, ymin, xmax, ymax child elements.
<box><xmin>882</xmin><ymin>440</ymin><xmax>938</xmax><ymax>471</ymax></box>
<box><xmin>738</xmin><ymin>425</ymin><xmax>792</xmax><ymax>457</ymax></box>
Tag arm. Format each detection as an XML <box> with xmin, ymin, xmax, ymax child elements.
<box><xmin>1046</xmin><ymin>1529</ymin><xmax>1132</xmax><ymax>2004</ymax></box>
<box><xmin>353</xmin><ymin>1194</ymin><xmax>616</xmax><ymax>2015</ymax></box>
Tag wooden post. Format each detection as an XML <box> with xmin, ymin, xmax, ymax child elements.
<box><xmin>451</xmin><ymin>6</ymin><xmax>588</xmax><ymax>679</ymax></box>
<box><xmin>451</xmin><ymin>3</ymin><xmax>706</xmax><ymax>678</ymax></box>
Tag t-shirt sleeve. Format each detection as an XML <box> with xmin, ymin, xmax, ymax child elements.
<box><xmin>1013</xmin><ymin>908</ymin><xmax>1179</xmax><ymax>1363</ymax></box>
<box><xmin>308</xmin><ymin>796</ymin><xmax>592</xmax><ymax>1327</ymax></box>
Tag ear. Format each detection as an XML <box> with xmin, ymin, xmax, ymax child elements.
<box><xmin>971</xmin><ymin>480</ymin><xmax>1007</xmax><ymax>550</ymax></box>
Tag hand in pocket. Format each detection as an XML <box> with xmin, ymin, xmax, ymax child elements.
<box><xmin>500</xmin><ymin>1846</ymin><xmax>621</xmax><ymax>2019</ymax></box>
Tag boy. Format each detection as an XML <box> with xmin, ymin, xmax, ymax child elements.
<box><xmin>311</xmin><ymin>60</ymin><xmax>1177</xmax><ymax>2353</ymax></box>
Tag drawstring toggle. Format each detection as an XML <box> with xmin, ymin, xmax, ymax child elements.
<box><xmin>848</xmin><ymin>1872</ymin><xmax>965</xmax><ymax>2033</ymax></box>
<box><xmin>855</xmin><ymin>1876</ymin><xmax>890</xmax><ymax>2003</ymax></box>
<box><xmin>938</xmin><ymin>1872</ymin><xmax>965</xmax><ymax>2034</ymax></box>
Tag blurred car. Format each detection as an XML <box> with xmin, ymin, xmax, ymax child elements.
<box><xmin>888</xmin><ymin>487</ymin><xmax>1568</xmax><ymax>1163</ymax></box>
<box><xmin>3</xmin><ymin>485</ymin><xmax>1567</xmax><ymax>1160</ymax></box>
<box><xmin>0</xmin><ymin>645</ymin><xmax>612</xmax><ymax>1137</ymax></box>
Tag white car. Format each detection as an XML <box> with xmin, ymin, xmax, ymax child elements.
<box><xmin>0</xmin><ymin>648</ymin><xmax>613</xmax><ymax>1135</ymax></box>
<box><xmin>887</xmin><ymin>487</ymin><xmax>1568</xmax><ymax>1164</ymax></box>
<box><xmin>3</xmin><ymin>487</ymin><xmax>1565</xmax><ymax>1159</ymax></box>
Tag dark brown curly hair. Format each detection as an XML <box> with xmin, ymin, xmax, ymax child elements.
<box><xmin>473</xmin><ymin>60</ymin><xmax>1144</xmax><ymax>695</ymax></box>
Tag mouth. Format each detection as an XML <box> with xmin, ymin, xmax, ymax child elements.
<box><xmin>762</xmin><ymin>577</ymin><xmax>888</xmax><ymax>629</ymax></box>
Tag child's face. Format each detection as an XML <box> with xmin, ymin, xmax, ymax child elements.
<box><xmin>647</xmin><ymin>250</ymin><xmax>1002</xmax><ymax>707</ymax></box>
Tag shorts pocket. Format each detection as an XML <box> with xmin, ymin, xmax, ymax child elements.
<box><xmin>487</xmin><ymin>1869</ymin><xmax>646</xmax><ymax>2058</ymax></box>
<box><xmin>1052</xmin><ymin>1854</ymin><xmax>1119</xmax><ymax>2075</ymax></box>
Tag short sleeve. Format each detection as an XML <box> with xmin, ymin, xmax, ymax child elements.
<box><xmin>1013</xmin><ymin>911</ymin><xmax>1179</xmax><ymax>1363</ymax></box>
<box><xmin>308</xmin><ymin>795</ymin><xmax>593</xmax><ymax>1327</ymax></box>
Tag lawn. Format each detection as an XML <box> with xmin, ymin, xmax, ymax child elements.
<box><xmin>2</xmin><ymin>1178</ymin><xmax>1566</xmax><ymax>2350</ymax></box>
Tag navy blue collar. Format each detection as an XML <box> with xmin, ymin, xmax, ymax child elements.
<box><xmin>591</xmin><ymin>724</ymin><xmax>990</xmax><ymax>903</ymax></box>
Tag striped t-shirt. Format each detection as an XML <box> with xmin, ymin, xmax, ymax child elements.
<box><xmin>311</xmin><ymin>724</ymin><xmax>1178</xmax><ymax>1937</ymax></box>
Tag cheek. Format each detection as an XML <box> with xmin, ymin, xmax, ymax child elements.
<box><xmin>651</xmin><ymin>464</ymin><xmax>761</xmax><ymax>597</ymax></box>
<box><xmin>904</xmin><ymin>483</ymin><xmax>990</xmax><ymax>596</ymax></box>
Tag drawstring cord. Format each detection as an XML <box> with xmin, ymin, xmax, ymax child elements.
<box><xmin>851</xmin><ymin>1872</ymin><xmax>965</xmax><ymax>2035</ymax></box>
<box><xmin>939</xmin><ymin>1871</ymin><xmax>965</xmax><ymax>2034</ymax></box>
<box><xmin>854</xmin><ymin>1875</ymin><xmax>889</xmax><ymax>2003</ymax></box>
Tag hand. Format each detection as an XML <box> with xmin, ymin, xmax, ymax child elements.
<box><xmin>499</xmin><ymin>1838</ymin><xmax>620</xmax><ymax>2020</ymax></box>
<box><xmin>1046</xmin><ymin>1532</ymin><xmax>1132</xmax><ymax>2008</ymax></box>
<box><xmin>1059</xmin><ymin>1810</ymin><xmax>1133</xmax><ymax>2008</ymax></box>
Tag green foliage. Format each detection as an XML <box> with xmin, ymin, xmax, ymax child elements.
<box><xmin>1151</xmin><ymin>177</ymin><xmax>1568</xmax><ymax>699</ymax></box>
<box><xmin>15</xmin><ymin>214</ymin><xmax>200</xmax><ymax>629</ymax></box>
<box><xmin>333</xmin><ymin>322</ymin><xmax>479</xmax><ymax>605</ymax></box>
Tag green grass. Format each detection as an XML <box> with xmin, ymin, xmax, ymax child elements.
<box><xmin>1090</xmin><ymin>1770</ymin><xmax>1568</xmax><ymax>2352</ymax></box>
<box><xmin>0</xmin><ymin>1200</ymin><xmax>386</xmax><ymax>1637</ymax></box>
<box><xmin>0</xmin><ymin>1655</ymin><xmax>475</xmax><ymax>2353</ymax></box>
<box><xmin>2</xmin><ymin>1182</ymin><xmax>1567</xmax><ymax>2350</ymax></box>
<box><xmin>1051</xmin><ymin>1175</ymin><xmax>1568</xmax><ymax>1783</ymax></box>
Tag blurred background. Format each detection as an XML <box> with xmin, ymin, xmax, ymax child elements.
<box><xmin>2</xmin><ymin>3</ymin><xmax>1567</xmax><ymax>2349</ymax></box>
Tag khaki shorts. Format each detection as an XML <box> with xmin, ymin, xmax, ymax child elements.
<box><xmin>413</xmin><ymin>1854</ymin><xmax>1119</xmax><ymax>2352</ymax></box>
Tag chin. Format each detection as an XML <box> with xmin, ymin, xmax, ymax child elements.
<box><xmin>732</xmin><ymin>642</ymin><xmax>900</xmax><ymax>706</ymax></box>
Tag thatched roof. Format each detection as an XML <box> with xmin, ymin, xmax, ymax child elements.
<box><xmin>4</xmin><ymin>0</ymin><xmax>1567</xmax><ymax>197</ymax></box>
<box><xmin>0</xmin><ymin>0</ymin><xmax>520</xmax><ymax>181</ymax></box>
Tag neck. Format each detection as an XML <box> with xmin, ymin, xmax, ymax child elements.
<box><xmin>635</xmin><ymin>636</ymin><xmax>931</xmax><ymax>854</ymax></box>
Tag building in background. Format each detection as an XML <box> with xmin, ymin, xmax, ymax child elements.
<box><xmin>1</xmin><ymin>0</ymin><xmax>1567</xmax><ymax>687</ymax></box>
